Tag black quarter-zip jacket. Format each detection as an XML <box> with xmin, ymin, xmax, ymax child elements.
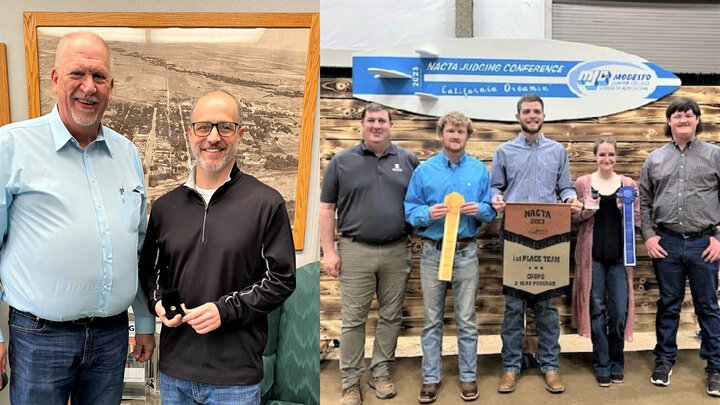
<box><xmin>138</xmin><ymin>164</ymin><xmax>296</xmax><ymax>385</ymax></box>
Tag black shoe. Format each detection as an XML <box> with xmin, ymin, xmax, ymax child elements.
<box><xmin>610</xmin><ymin>373</ymin><xmax>624</xmax><ymax>384</ymax></box>
<box><xmin>650</xmin><ymin>363</ymin><xmax>672</xmax><ymax>386</ymax></box>
<box><xmin>596</xmin><ymin>375</ymin><xmax>611</xmax><ymax>387</ymax></box>
<box><xmin>707</xmin><ymin>371</ymin><xmax>720</xmax><ymax>397</ymax></box>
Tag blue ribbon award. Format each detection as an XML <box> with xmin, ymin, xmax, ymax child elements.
<box><xmin>617</xmin><ymin>186</ymin><xmax>637</xmax><ymax>266</ymax></box>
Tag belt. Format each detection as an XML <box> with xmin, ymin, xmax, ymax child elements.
<box><xmin>344</xmin><ymin>235</ymin><xmax>407</xmax><ymax>245</ymax></box>
<box><xmin>658</xmin><ymin>225</ymin><xmax>717</xmax><ymax>239</ymax></box>
<box><xmin>10</xmin><ymin>307</ymin><xmax>128</xmax><ymax>327</ymax></box>
<box><xmin>421</xmin><ymin>237</ymin><xmax>475</xmax><ymax>250</ymax></box>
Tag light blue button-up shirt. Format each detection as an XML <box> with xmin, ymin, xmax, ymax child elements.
<box><xmin>405</xmin><ymin>150</ymin><xmax>496</xmax><ymax>240</ymax></box>
<box><xmin>490</xmin><ymin>133</ymin><xmax>576</xmax><ymax>203</ymax></box>
<box><xmin>0</xmin><ymin>106</ymin><xmax>154</xmax><ymax>341</ymax></box>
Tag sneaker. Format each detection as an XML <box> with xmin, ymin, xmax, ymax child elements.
<box><xmin>418</xmin><ymin>383</ymin><xmax>440</xmax><ymax>404</ymax></box>
<box><xmin>707</xmin><ymin>371</ymin><xmax>720</xmax><ymax>397</ymax></box>
<box><xmin>650</xmin><ymin>363</ymin><xmax>672</xmax><ymax>386</ymax></box>
<box><xmin>610</xmin><ymin>373</ymin><xmax>624</xmax><ymax>384</ymax></box>
<box><xmin>369</xmin><ymin>375</ymin><xmax>397</xmax><ymax>399</ymax></box>
<box><xmin>340</xmin><ymin>383</ymin><xmax>362</xmax><ymax>405</ymax></box>
<box><xmin>460</xmin><ymin>381</ymin><xmax>479</xmax><ymax>401</ymax></box>
<box><xmin>596</xmin><ymin>375</ymin><xmax>611</xmax><ymax>387</ymax></box>
<box><xmin>497</xmin><ymin>371</ymin><xmax>518</xmax><ymax>393</ymax></box>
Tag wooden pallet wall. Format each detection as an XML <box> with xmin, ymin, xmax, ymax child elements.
<box><xmin>320</xmin><ymin>78</ymin><xmax>720</xmax><ymax>341</ymax></box>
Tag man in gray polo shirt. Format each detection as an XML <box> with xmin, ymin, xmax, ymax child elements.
<box><xmin>321</xmin><ymin>102</ymin><xmax>419</xmax><ymax>405</ymax></box>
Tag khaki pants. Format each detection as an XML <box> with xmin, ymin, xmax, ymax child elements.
<box><xmin>338</xmin><ymin>237</ymin><xmax>412</xmax><ymax>389</ymax></box>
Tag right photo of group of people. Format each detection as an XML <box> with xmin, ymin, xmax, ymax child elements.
<box><xmin>318</xmin><ymin>2</ymin><xmax>720</xmax><ymax>404</ymax></box>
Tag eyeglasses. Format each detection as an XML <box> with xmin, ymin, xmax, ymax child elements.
<box><xmin>191</xmin><ymin>122</ymin><xmax>240</xmax><ymax>137</ymax></box>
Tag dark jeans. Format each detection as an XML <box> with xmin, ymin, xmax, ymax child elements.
<box><xmin>653</xmin><ymin>231</ymin><xmax>720</xmax><ymax>372</ymax></box>
<box><xmin>590</xmin><ymin>260</ymin><xmax>628</xmax><ymax>377</ymax></box>
<box><xmin>8</xmin><ymin>308</ymin><xmax>129</xmax><ymax>404</ymax></box>
<box><xmin>501</xmin><ymin>294</ymin><xmax>560</xmax><ymax>373</ymax></box>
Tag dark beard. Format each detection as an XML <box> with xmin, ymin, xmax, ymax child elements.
<box><xmin>520</xmin><ymin>121</ymin><xmax>543</xmax><ymax>135</ymax></box>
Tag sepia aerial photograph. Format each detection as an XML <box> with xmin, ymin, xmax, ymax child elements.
<box><xmin>37</xmin><ymin>27</ymin><xmax>311</xmax><ymax>223</ymax></box>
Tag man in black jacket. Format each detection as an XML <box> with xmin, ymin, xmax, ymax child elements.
<box><xmin>139</xmin><ymin>89</ymin><xmax>296</xmax><ymax>404</ymax></box>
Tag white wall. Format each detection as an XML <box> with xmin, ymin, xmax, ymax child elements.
<box><xmin>320</xmin><ymin>0</ymin><xmax>456</xmax><ymax>67</ymax></box>
<box><xmin>473</xmin><ymin>0</ymin><xmax>549</xmax><ymax>38</ymax></box>
<box><xmin>0</xmin><ymin>2</ymin><xmax>320</xmax><ymax>402</ymax></box>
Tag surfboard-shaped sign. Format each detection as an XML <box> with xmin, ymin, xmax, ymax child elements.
<box><xmin>352</xmin><ymin>38</ymin><xmax>681</xmax><ymax>121</ymax></box>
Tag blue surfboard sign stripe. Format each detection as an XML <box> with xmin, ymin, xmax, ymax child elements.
<box><xmin>645</xmin><ymin>62</ymin><xmax>679</xmax><ymax>79</ymax></box>
<box><xmin>355</xmin><ymin>56</ymin><xmax>579</xmax><ymax>77</ymax></box>
<box><xmin>352</xmin><ymin>39</ymin><xmax>681</xmax><ymax>121</ymax></box>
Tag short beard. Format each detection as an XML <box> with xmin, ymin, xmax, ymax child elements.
<box><xmin>71</xmin><ymin>110</ymin><xmax>99</xmax><ymax>127</ymax></box>
<box><xmin>520</xmin><ymin>121</ymin><xmax>542</xmax><ymax>135</ymax></box>
<box><xmin>192</xmin><ymin>137</ymin><xmax>239</xmax><ymax>173</ymax></box>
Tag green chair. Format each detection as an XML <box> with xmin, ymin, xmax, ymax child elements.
<box><xmin>262</xmin><ymin>261</ymin><xmax>320</xmax><ymax>405</ymax></box>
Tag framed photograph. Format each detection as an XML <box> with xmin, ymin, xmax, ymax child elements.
<box><xmin>0</xmin><ymin>43</ymin><xmax>9</xmax><ymax>126</ymax></box>
<box><xmin>24</xmin><ymin>12</ymin><xmax>319</xmax><ymax>250</ymax></box>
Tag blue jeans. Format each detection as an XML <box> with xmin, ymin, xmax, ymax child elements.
<box><xmin>501</xmin><ymin>294</ymin><xmax>560</xmax><ymax>373</ymax></box>
<box><xmin>653</xmin><ymin>231</ymin><xmax>720</xmax><ymax>372</ymax></box>
<box><xmin>8</xmin><ymin>308</ymin><xmax>128</xmax><ymax>405</ymax></box>
<box><xmin>160</xmin><ymin>372</ymin><xmax>261</xmax><ymax>404</ymax></box>
<box><xmin>420</xmin><ymin>241</ymin><xmax>479</xmax><ymax>384</ymax></box>
<box><xmin>590</xmin><ymin>260</ymin><xmax>628</xmax><ymax>377</ymax></box>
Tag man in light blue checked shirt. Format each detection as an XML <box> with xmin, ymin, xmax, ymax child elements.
<box><xmin>491</xmin><ymin>94</ymin><xmax>582</xmax><ymax>395</ymax></box>
<box><xmin>405</xmin><ymin>111</ymin><xmax>496</xmax><ymax>403</ymax></box>
<box><xmin>0</xmin><ymin>32</ymin><xmax>154</xmax><ymax>404</ymax></box>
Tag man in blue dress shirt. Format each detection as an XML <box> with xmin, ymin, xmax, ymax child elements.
<box><xmin>491</xmin><ymin>94</ymin><xmax>581</xmax><ymax>394</ymax></box>
<box><xmin>405</xmin><ymin>111</ymin><xmax>496</xmax><ymax>403</ymax></box>
<box><xmin>0</xmin><ymin>32</ymin><xmax>155</xmax><ymax>404</ymax></box>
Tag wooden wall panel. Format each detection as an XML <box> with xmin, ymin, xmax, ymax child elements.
<box><xmin>320</xmin><ymin>78</ymin><xmax>720</xmax><ymax>342</ymax></box>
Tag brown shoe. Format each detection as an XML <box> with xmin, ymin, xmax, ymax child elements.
<box><xmin>498</xmin><ymin>371</ymin><xmax>518</xmax><ymax>393</ymax></box>
<box><xmin>369</xmin><ymin>375</ymin><xmax>397</xmax><ymax>399</ymax></box>
<box><xmin>340</xmin><ymin>383</ymin><xmax>362</xmax><ymax>405</ymax></box>
<box><xmin>460</xmin><ymin>381</ymin><xmax>479</xmax><ymax>401</ymax></box>
<box><xmin>418</xmin><ymin>383</ymin><xmax>440</xmax><ymax>404</ymax></box>
<box><xmin>544</xmin><ymin>370</ymin><xmax>565</xmax><ymax>393</ymax></box>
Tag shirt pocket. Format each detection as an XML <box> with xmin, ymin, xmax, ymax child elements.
<box><xmin>121</xmin><ymin>188</ymin><xmax>143</xmax><ymax>233</ymax></box>
<box><xmin>689</xmin><ymin>164</ymin><xmax>718</xmax><ymax>191</ymax></box>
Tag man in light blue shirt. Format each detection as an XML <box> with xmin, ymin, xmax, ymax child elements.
<box><xmin>490</xmin><ymin>94</ymin><xmax>581</xmax><ymax>395</ymax></box>
<box><xmin>405</xmin><ymin>111</ymin><xmax>496</xmax><ymax>403</ymax></box>
<box><xmin>0</xmin><ymin>32</ymin><xmax>155</xmax><ymax>404</ymax></box>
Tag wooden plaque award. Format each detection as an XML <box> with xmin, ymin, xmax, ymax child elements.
<box><xmin>502</xmin><ymin>202</ymin><xmax>571</xmax><ymax>294</ymax></box>
<box><xmin>438</xmin><ymin>192</ymin><xmax>464</xmax><ymax>281</ymax></box>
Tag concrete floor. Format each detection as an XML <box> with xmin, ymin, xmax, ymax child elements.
<box><xmin>321</xmin><ymin>332</ymin><xmax>717</xmax><ymax>405</ymax></box>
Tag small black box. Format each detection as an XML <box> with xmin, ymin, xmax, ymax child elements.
<box><xmin>162</xmin><ymin>290</ymin><xmax>184</xmax><ymax>319</ymax></box>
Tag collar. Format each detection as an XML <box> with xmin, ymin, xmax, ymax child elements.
<box><xmin>49</xmin><ymin>105</ymin><xmax>113</xmax><ymax>156</ymax></box>
<box><xmin>439</xmin><ymin>149</ymin><xmax>467</xmax><ymax>166</ymax></box>
<box><xmin>671</xmin><ymin>137</ymin><xmax>696</xmax><ymax>150</ymax></box>
<box><xmin>513</xmin><ymin>132</ymin><xmax>546</xmax><ymax>146</ymax></box>
<box><xmin>359</xmin><ymin>141</ymin><xmax>396</xmax><ymax>157</ymax></box>
<box><xmin>184</xmin><ymin>164</ymin><xmax>234</xmax><ymax>191</ymax></box>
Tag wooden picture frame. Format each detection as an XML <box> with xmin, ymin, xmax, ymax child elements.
<box><xmin>0</xmin><ymin>43</ymin><xmax>9</xmax><ymax>126</ymax></box>
<box><xmin>24</xmin><ymin>12</ymin><xmax>319</xmax><ymax>250</ymax></box>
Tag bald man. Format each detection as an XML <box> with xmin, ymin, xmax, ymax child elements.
<box><xmin>139</xmin><ymin>90</ymin><xmax>295</xmax><ymax>404</ymax></box>
<box><xmin>0</xmin><ymin>32</ymin><xmax>155</xmax><ymax>404</ymax></box>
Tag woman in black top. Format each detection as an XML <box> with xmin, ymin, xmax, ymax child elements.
<box><xmin>571</xmin><ymin>137</ymin><xmax>641</xmax><ymax>387</ymax></box>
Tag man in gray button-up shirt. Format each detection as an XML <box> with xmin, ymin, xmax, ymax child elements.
<box><xmin>490</xmin><ymin>94</ymin><xmax>582</xmax><ymax>395</ymax></box>
<box><xmin>640</xmin><ymin>97</ymin><xmax>720</xmax><ymax>397</ymax></box>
